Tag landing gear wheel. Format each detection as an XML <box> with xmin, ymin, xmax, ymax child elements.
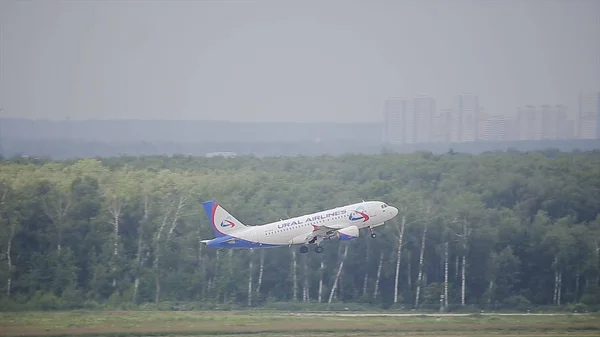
<box><xmin>315</xmin><ymin>246</ymin><xmax>324</xmax><ymax>253</ymax></box>
<box><xmin>369</xmin><ymin>227</ymin><xmax>376</xmax><ymax>238</ymax></box>
<box><xmin>299</xmin><ymin>245</ymin><xmax>308</xmax><ymax>253</ymax></box>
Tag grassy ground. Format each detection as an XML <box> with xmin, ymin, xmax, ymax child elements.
<box><xmin>0</xmin><ymin>311</ymin><xmax>599</xmax><ymax>337</ymax></box>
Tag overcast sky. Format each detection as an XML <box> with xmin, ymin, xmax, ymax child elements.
<box><xmin>1</xmin><ymin>0</ymin><xmax>599</xmax><ymax>122</ymax></box>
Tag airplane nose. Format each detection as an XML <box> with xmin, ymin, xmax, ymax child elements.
<box><xmin>391</xmin><ymin>206</ymin><xmax>399</xmax><ymax>217</ymax></box>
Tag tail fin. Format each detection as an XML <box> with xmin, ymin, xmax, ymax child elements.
<box><xmin>202</xmin><ymin>200</ymin><xmax>247</xmax><ymax>238</ymax></box>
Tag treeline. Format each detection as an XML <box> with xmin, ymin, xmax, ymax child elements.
<box><xmin>0</xmin><ymin>138</ymin><xmax>385</xmax><ymax>159</ymax></box>
<box><xmin>0</xmin><ymin>150</ymin><xmax>599</xmax><ymax>312</ymax></box>
<box><xmin>3</xmin><ymin>138</ymin><xmax>600</xmax><ymax>160</ymax></box>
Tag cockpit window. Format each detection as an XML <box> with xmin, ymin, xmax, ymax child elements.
<box><xmin>381</xmin><ymin>204</ymin><xmax>388</xmax><ymax>209</ymax></box>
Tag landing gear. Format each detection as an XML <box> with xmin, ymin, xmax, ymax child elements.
<box><xmin>299</xmin><ymin>245</ymin><xmax>308</xmax><ymax>253</ymax></box>
<box><xmin>369</xmin><ymin>226</ymin><xmax>376</xmax><ymax>238</ymax></box>
<box><xmin>314</xmin><ymin>246</ymin><xmax>324</xmax><ymax>253</ymax></box>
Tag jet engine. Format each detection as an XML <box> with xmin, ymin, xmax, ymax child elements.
<box><xmin>334</xmin><ymin>225</ymin><xmax>359</xmax><ymax>241</ymax></box>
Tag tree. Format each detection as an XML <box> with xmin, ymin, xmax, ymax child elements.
<box><xmin>0</xmin><ymin>151</ymin><xmax>598</xmax><ymax>310</ymax></box>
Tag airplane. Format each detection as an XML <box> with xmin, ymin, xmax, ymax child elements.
<box><xmin>200</xmin><ymin>200</ymin><xmax>399</xmax><ymax>253</ymax></box>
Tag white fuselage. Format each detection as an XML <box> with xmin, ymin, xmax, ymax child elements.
<box><xmin>223</xmin><ymin>201</ymin><xmax>398</xmax><ymax>246</ymax></box>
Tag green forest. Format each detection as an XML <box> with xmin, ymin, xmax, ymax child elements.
<box><xmin>0</xmin><ymin>150</ymin><xmax>599</xmax><ymax>312</ymax></box>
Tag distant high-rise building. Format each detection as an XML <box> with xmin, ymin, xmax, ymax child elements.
<box><xmin>578</xmin><ymin>92</ymin><xmax>600</xmax><ymax>139</ymax></box>
<box><xmin>456</xmin><ymin>93</ymin><xmax>480</xmax><ymax>142</ymax></box>
<box><xmin>482</xmin><ymin>116</ymin><xmax>506</xmax><ymax>141</ymax></box>
<box><xmin>476</xmin><ymin>107</ymin><xmax>488</xmax><ymax>141</ymax></box>
<box><xmin>448</xmin><ymin>108</ymin><xmax>461</xmax><ymax>143</ymax></box>
<box><xmin>517</xmin><ymin>104</ymin><xmax>574</xmax><ymax>141</ymax></box>
<box><xmin>383</xmin><ymin>98</ymin><xmax>405</xmax><ymax>144</ymax></box>
<box><xmin>539</xmin><ymin>104</ymin><xmax>574</xmax><ymax>140</ymax></box>
<box><xmin>383</xmin><ymin>96</ymin><xmax>437</xmax><ymax>145</ymax></box>
<box><xmin>404</xmin><ymin>100</ymin><xmax>416</xmax><ymax>144</ymax></box>
<box><xmin>431</xmin><ymin>108</ymin><xmax>451</xmax><ymax>143</ymax></box>
<box><xmin>517</xmin><ymin>105</ymin><xmax>542</xmax><ymax>140</ymax></box>
<box><xmin>413</xmin><ymin>96</ymin><xmax>435</xmax><ymax>144</ymax></box>
<box><xmin>552</xmin><ymin>104</ymin><xmax>574</xmax><ymax>140</ymax></box>
<box><xmin>541</xmin><ymin>104</ymin><xmax>559</xmax><ymax>140</ymax></box>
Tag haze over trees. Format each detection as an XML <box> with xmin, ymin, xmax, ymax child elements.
<box><xmin>0</xmin><ymin>150</ymin><xmax>599</xmax><ymax>311</ymax></box>
<box><xmin>2</xmin><ymin>118</ymin><xmax>599</xmax><ymax>159</ymax></box>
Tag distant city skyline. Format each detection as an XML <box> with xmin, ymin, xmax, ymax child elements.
<box><xmin>383</xmin><ymin>91</ymin><xmax>600</xmax><ymax>144</ymax></box>
<box><xmin>1</xmin><ymin>1</ymin><xmax>599</xmax><ymax>122</ymax></box>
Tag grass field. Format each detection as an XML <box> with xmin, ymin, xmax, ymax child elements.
<box><xmin>0</xmin><ymin>311</ymin><xmax>599</xmax><ymax>337</ymax></box>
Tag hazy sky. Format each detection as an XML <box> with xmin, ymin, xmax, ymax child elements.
<box><xmin>1</xmin><ymin>0</ymin><xmax>599</xmax><ymax>122</ymax></box>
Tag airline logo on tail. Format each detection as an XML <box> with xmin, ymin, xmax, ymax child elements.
<box><xmin>349</xmin><ymin>206</ymin><xmax>369</xmax><ymax>222</ymax></box>
<box><xmin>220</xmin><ymin>217</ymin><xmax>236</xmax><ymax>228</ymax></box>
<box><xmin>202</xmin><ymin>200</ymin><xmax>246</xmax><ymax>238</ymax></box>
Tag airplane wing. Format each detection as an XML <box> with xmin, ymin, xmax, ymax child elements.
<box><xmin>305</xmin><ymin>224</ymin><xmax>346</xmax><ymax>243</ymax></box>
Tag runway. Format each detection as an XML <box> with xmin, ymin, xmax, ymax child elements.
<box><xmin>286</xmin><ymin>312</ymin><xmax>586</xmax><ymax>317</ymax></box>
